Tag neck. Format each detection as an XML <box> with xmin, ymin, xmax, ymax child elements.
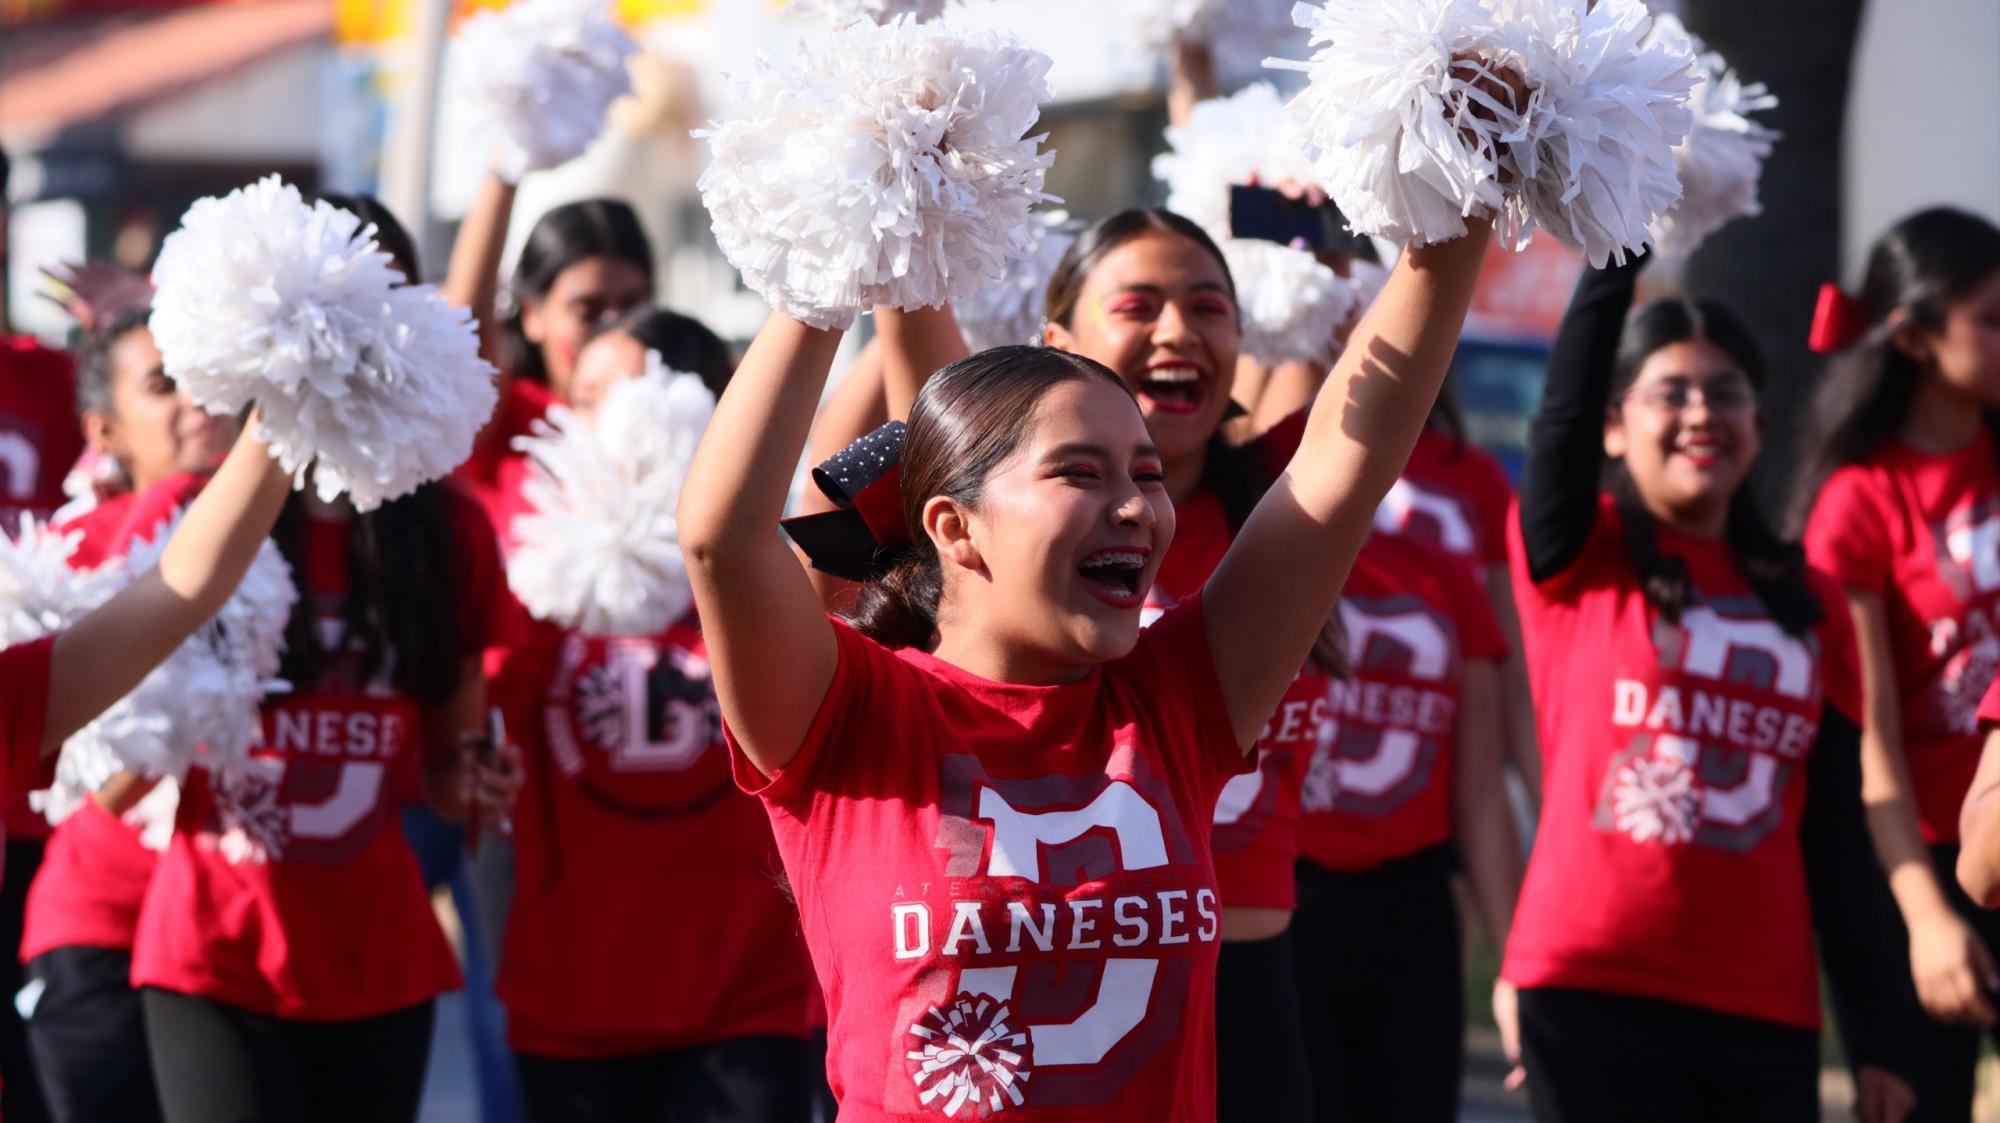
<box><xmin>1640</xmin><ymin>492</ymin><xmax>1729</xmax><ymax>541</ymax></box>
<box><xmin>1900</xmin><ymin>372</ymin><xmax>1985</xmax><ymax>453</ymax></box>
<box><xmin>929</xmin><ymin>619</ymin><xmax>1093</xmax><ymax>687</ymax></box>
<box><xmin>1165</xmin><ymin>441</ymin><xmax>1209</xmax><ymax>506</ymax></box>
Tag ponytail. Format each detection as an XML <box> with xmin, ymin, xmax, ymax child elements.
<box><xmin>845</xmin><ymin>546</ymin><xmax>944</xmax><ymax>650</ymax></box>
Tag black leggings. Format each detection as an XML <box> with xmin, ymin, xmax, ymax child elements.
<box><xmin>141</xmin><ymin>988</ymin><xmax>435</xmax><ymax>1123</ymax></box>
<box><xmin>1292</xmin><ymin>848</ymin><xmax>1463</xmax><ymax>1123</ymax></box>
<box><xmin>1</xmin><ymin>838</ymin><xmax>48</xmax><ymax>1123</ymax></box>
<box><xmin>1216</xmin><ymin>928</ymin><xmax>1313</xmax><ymax>1122</ymax></box>
<box><xmin>1518</xmin><ymin>987</ymin><xmax>1818</xmax><ymax>1123</ymax></box>
<box><xmin>1884</xmin><ymin>843</ymin><xmax>2000</xmax><ymax>1123</ymax></box>
<box><xmin>24</xmin><ymin>947</ymin><xmax>161</xmax><ymax>1123</ymax></box>
<box><xmin>515</xmin><ymin>1034</ymin><xmax>815</xmax><ymax>1123</ymax></box>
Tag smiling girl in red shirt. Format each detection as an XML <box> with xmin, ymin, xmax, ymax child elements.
<box><xmin>1790</xmin><ymin>207</ymin><xmax>2000</xmax><ymax>1123</ymax></box>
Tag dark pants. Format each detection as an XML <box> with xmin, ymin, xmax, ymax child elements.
<box><xmin>1216</xmin><ymin>927</ymin><xmax>1314</xmax><ymax>1122</ymax></box>
<box><xmin>2</xmin><ymin>838</ymin><xmax>49</xmax><ymax>1123</ymax></box>
<box><xmin>1518</xmin><ymin>987</ymin><xmax>1818</xmax><ymax>1123</ymax></box>
<box><xmin>142</xmin><ymin>988</ymin><xmax>435</xmax><ymax>1123</ymax></box>
<box><xmin>515</xmin><ymin>1035</ymin><xmax>815</xmax><ymax>1123</ymax></box>
<box><xmin>1887</xmin><ymin>843</ymin><xmax>2000</xmax><ymax>1123</ymax></box>
<box><xmin>24</xmin><ymin>947</ymin><xmax>161</xmax><ymax>1123</ymax></box>
<box><xmin>1292</xmin><ymin>848</ymin><xmax>1463</xmax><ymax>1123</ymax></box>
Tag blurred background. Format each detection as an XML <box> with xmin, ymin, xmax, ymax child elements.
<box><xmin>2</xmin><ymin>1</ymin><xmax>1996</xmax><ymax>1119</ymax></box>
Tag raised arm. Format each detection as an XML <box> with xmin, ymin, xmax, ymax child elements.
<box><xmin>877</xmin><ymin>305</ymin><xmax>969</xmax><ymax>424</ymax></box>
<box><xmin>42</xmin><ymin>424</ymin><xmax>292</xmax><ymax>753</ymax></box>
<box><xmin>680</xmin><ymin>315</ymin><xmax>846</xmax><ymax>777</ymax></box>
<box><xmin>440</xmin><ymin>173</ymin><xmax>519</xmax><ymax>371</ymax></box>
<box><xmin>1204</xmin><ymin>224</ymin><xmax>1492</xmax><ymax>746</ymax></box>
<box><xmin>1960</xmin><ymin>726</ymin><xmax>2000</xmax><ymax>905</ymax></box>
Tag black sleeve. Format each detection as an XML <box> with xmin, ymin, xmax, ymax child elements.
<box><xmin>1803</xmin><ymin>703</ymin><xmax>1919</xmax><ymax>1082</ymax></box>
<box><xmin>1517</xmin><ymin>251</ymin><xmax>1647</xmax><ymax>584</ymax></box>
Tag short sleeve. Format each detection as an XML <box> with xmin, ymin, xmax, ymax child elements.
<box><xmin>1804</xmin><ymin>467</ymin><xmax>1893</xmax><ymax>594</ymax></box>
<box><xmin>1122</xmin><ymin>592</ymin><xmax>1256</xmax><ymax>787</ymax></box>
<box><xmin>1812</xmin><ymin>571</ymin><xmax>1864</xmax><ymax>722</ymax></box>
<box><xmin>1439</xmin><ymin>554</ymin><xmax>1508</xmax><ymax>662</ymax></box>
<box><xmin>725</xmin><ymin>617</ymin><xmax>920</xmax><ymax>811</ymax></box>
<box><xmin>0</xmin><ymin>637</ymin><xmax>56</xmax><ymax>800</ymax></box>
<box><xmin>1508</xmin><ymin>493</ymin><xmax>1625</xmax><ymax>604</ymax></box>
<box><xmin>1257</xmin><ymin>408</ymin><xmax>1309</xmax><ymax>479</ymax></box>
<box><xmin>446</xmin><ymin>490</ymin><xmax>505</xmax><ymax>650</ymax></box>
<box><xmin>1979</xmin><ymin>674</ymin><xmax>2000</xmax><ymax>730</ymax></box>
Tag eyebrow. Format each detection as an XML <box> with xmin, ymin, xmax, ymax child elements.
<box><xmin>1044</xmin><ymin>441</ymin><xmax>1163</xmax><ymax>461</ymax></box>
<box><xmin>1109</xmin><ymin>281</ymin><xmax>1233</xmax><ymax>298</ymax></box>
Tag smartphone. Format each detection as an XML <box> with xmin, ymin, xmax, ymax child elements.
<box><xmin>1229</xmin><ymin>184</ymin><xmax>1374</xmax><ymax>259</ymax></box>
<box><xmin>466</xmin><ymin>707</ymin><xmax>505</xmax><ymax>857</ymax></box>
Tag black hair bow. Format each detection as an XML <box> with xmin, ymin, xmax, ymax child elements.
<box><xmin>781</xmin><ymin>421</ymin><xmax>910</xmax><ymax>583</ymax></box>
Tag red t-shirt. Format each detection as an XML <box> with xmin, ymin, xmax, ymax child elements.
<box><xmin>456</xmin><ymin>376</ymin><xmax>552</xmax><ymax>552</ymax></box>
<box><xmin>490</xmin><ymin>614</ymin><xmax>816</xmax><ymax>1057</ymax></box>
<box><xmin>1297</xmin><ymin>534</ymin><xmax>1507</xmax><ymax>872</ymax></box>
<box><xmin>21</xmin><ymin>476</ymin><xmax>206</xmax><ymax>960</ymax></box>
<box><xmin>1502</xmin><ymin>498</ymin><xmax>1859</xmax><ymax>1029</ymax></box>
<box><xmin>0</xmin><ymin>336</ymin><xmax>82</xmax><ymax>529</ymax></box>
<box><xmin>132</xmin><ymin>491</ymin><xmax>501</xmax><ymax>1021</ymax></box>
<box><xmin>1805</xmin><ymin>434</ymin><xmax>2000</xmax><ymax>843</ymax></box>
<box><xmin>0</xmin><ymin>638</ymin><xmax>56</xmax><ymax>805</ymax></box>
<box><xmin>1373</xmin><ymin>427</ymin><xmax>1514</xmax><ymax>573</ymax></box>
<box><xmin>732</xmin><ymin>597</ymin><xmax>1248</xmax><ymax>1120</ymax></box>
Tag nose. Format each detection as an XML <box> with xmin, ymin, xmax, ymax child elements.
<box><xmin>1109</xmin><ymin>481</ymin><xmax>1155</xmax><ymax>530</ymax></box>
<box><xmin>1151</xmin><ymin>300</ymin><xmax>1194</xmax><ymax>348</ymax></box>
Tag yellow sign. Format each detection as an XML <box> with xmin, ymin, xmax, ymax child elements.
<box><xmin>335</xmin><ymin>0</ymin><xmax>702</xmax><ymax>45</ymax></box>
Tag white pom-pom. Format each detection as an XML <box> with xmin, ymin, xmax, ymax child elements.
<box><xmin>1140</xmin><ymin>0</ymin><xmax>1299</xmax><ymax>73</ymax></box>
<box><xmin>439</xmin><ymin>0</ymin><xmax>637</xmax><ymax>185</ymax></box>
<box><xmin>1641</xmin><ymin>13</ymin><xmax>1777</xmax><ymax>258</ymax></box>
<box><xmin>956</xmin><ymin>210</ymin><xmax>1076</xmax><ymax>352</ymax></box>
<box><xmin>62</xmin><ymin>515</ymin><xmax>295</xmax><ymax>782</ymax></box>
<box><xmin>509</xmin><ymin>362</ymin><xmax>716</xmax><ymax>636</ymax></box>
<box><xmin>785</xmin><ymin>0</ymin><xmax>947</xmax><ymax>26</ymax></box>
<box><xmin>1222</xmin><ymin>239</ymin><xmax>1359</xmax><ymax>368</ymax></box>
<box><xmin>698</xmin><ymin>19</ymin><xmax>1056</xmax><ymax>331</ymax></box>
<box><xmin>0</xmin><ymin>517</ymin><xmax>118</xmax><ymax>647</ymax></box>
<box><xmin>1152</xmin><ymin>83</ymin><xmax>1322</xmax><ymax>240</ymax></box>
<box><xmin>149</xmin><ymin>177</ymin><xmax>499</xmax><ymax>512</ymax></box>
<box><xmin>1490</xmin><ymin>0</ymin><xmax>1699</xmax><ymax>266</ymax></box>
<box><xmin>1270</xmin><ymin>0</ymin><xmax>1518</xmax><ymax>248</ymax></box>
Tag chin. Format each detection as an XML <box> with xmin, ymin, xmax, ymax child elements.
<box><xmin>1072</xmin><ymin>619</ymin><xmax>1142</xmax><ymax>664</ymax></box>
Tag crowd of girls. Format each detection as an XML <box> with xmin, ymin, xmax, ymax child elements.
<box><xmin>1</xmin><ymin>28</ymin><xmax>1999</xmax><ymax>1123</ymax></box>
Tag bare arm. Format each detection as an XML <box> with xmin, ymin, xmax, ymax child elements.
<box><xmin>876</xmin><ymin>305</ymin><xmax>969</xmax><ymax>424</ymax></box>
<box><xmin>1960</xmin><ymin>729</ymin><xmax>2000</xmax><ymax>905</ymax></box>
<box><xmin>1167</xmin><ymin>39</ymin><xmax>1218</xmax><ymax>129</ymax></box>
<box><xmin>1486</xmin><ymin>569</ymin><xmax>1542</xmax><ymax>812</ymax></box>
<box><xmin>680</xmin><ymin>314</ymin><xmax>846</xmax><ymax>778</ymax></box>
<box><xmin>440</xmin><ymin>174</ymin><xmax>519</xmax><ymax>370</ymax></box>
<box><xmin>422</xmin><ymin>656</ymin><xmax>489</xmax><ymax>821</ymax></box>
<box><xmin>1453</xmin><ymin>659</ymin><xmax>1522</xmax><ymax>947</ymax></box>
<box><xmin>1248</xmin><ymin>358</ymin><xmax>1325</xmax><ymax>437</ymax></box>
<box><xmin>1204</xmin><ymin>224</ymin><xmax>1493</xmax><ymax>746</ymax></box>
<box><xmin>43</xmin><ymin>426</ymin><xmax>292</xmax><ymax>754</ymax></box>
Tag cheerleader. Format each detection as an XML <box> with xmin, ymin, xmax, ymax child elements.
<box><xmin>1290</xmin><ymin>528</ymin><xmax>1519</xmax><ymax>1123</ymax></box>
<box><xmin>1503</xmin><ymin>251</ymin><xmax>1914</xmax><ymax>1122</ymax></box>
<box><xmin>1789</xmin><ymin>207</ymin><xmax>2000</xmax><ymax>1122</ymax></box>
<box><xmin>128</xmin><ymin>197</ymin><xmax>522</xmax><ymax>1123</ymax></box>
<box><xmin>489</xmin><ymin>306</ymin><xmax>820</xmax><ymax>1122</ymax></box>
<box><xmin>19</xmin><ymin>306</ymin><xmax>238</xmax><ymax>1122</ymax></box>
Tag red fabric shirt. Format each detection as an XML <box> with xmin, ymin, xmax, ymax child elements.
<box><xmin>1502</xmin><ymin>499</ymin><xmax>1859</xmax><ymax>1029</ymax></box>
<box><xmin>21</xmin><ymin>476</ymin><xmax>205</xmax><ymax>960</ymax></box>
<box><xmin>491</xmin><ymin>614</ymin><xmax>816</xmax><ymax>1057</ymax></box>
<box><xmin>0</xmin><ymin>336</ymin><xmax>82</xmax><ymax>528</ymax></box>
<box><xmin>456</xmin><ymin>377</ymin><xmax>552</xmax><ymax>552</ymax></box>
<box><xmin>732</xmin><ymin>597</ymin><xmax>1248</xmax><ymax>1120</ymax></box>
<box><xmin>1805</xmin><ymin>434</ymin><xmax>2000</xmax><ymax>843</ymax></box>
<box><xmin>1297</xmin><ymin>534</ymin><xmax>1506</xmax><ymax>872</ymax></box>
<box><xmin>1373</xmin><ymin>428</ymin><xmax>1514</xmax><ymax>572</ymax></box>
<box><xmin>132</xmin><ymin>491</ymin><xmax>501</xmax><ymax>1020</ymax></box>
<box><xmin>0</xmin><ymin>638</ymin><xmax>56</xmax><ymax>804</ymax></box>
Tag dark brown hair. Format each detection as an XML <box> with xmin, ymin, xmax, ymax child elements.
<box><xmin>1045</xmin><ymin>207</ymin><xmax>1235</xmax><ymax>330</ymax></box>
<box><xmin>503</xmin><ymin>198</ymin><xmax>655</xmax><ymax>384</ymax></box>
<box><xmin>585</xmin><ymin>305</ymin><xmax>735</xmax><ymax>400</ymax></box>
<box><xmin>847</xmin><ymin>345</ymin><xmax>1133</xmax><ymax>648</ymax></box>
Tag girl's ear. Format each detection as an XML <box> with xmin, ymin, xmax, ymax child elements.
<box><xmin>521</xmin><ymin>298</ymin><xmax>548</xmax><ymax>345</ymax></box>
<box><xmin>1603</xmin><ymin>412</ymin><xmax>1627</xmax><ymax>461</ymax></box>
<box><xmin>923</xmin><ymin>495</ymin><xmax>984</xmax><ymax>575</ymax></box>
<box><xmin>1044</xmin><ymin>319</ymin><xmax>1078</xmax><ymax>352</ymax></box>
<box><xmin>1887</xmin><ymin>309</ymin><xmax>1932</xmax><ymax>366</ymax></box>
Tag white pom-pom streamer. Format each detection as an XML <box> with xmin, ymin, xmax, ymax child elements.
<box><xmin>1152</xmin><ymin>83</ymin><xmax>1322</xmax><ymax>241</ymax></box>
<box><xmin>956</xmin><ymin>210</ymin><xmax>1076</xmax><ymax>352</ymax></box>
<box><xmin>509</xmin><ymin>362</ymin><xmax>716</xmax><ymax>637</ymax></box>
<box><xmin>439</xmin><ymin>0</ymin><xmax>637</xmax><ymax>185</ymax></box>
<box><xmin>1641</xmin><ymin>14</ymin><xmax>1777</xmax><ymax>258</ymax></box>
<box><xmin>0</xmin><ymin>518</ymin><xmax>118</xmax><ymax>647</ymax></box>
<box><xmin>61</xmin><ymin>515</ymin><xmax>295</xmax><ymax>783</ymax></box>
<box><xmin>698</xmin><ymin>20</ymin><xmax>1056</xmax><ymax>330</ymax></box>
<box><xmin>1490</xmin><ymin>0</ymin><xmax>1699</xmax><ymax>266</ymax></box>
<box><xmin>785</xmin><ymin>0</ymin><xmax>947</xmax><ymax>27</ymax></box>
<box><xmin>149</xmin><ymin>177</ymin><xmax>499</xmax><ymax>512</ymax></box>
<box><xmin>1270</xmin><ymin>0</ymin><xmax>1519</xmax><ymax>248</ymax></box>
<box><xmin>1140</xmin><ymin>0</ymin><xmax>1299</xmax><ymax>74</ymax></box>
<box><xmin>1222</xmin><ymin>239</ymin><xmax>1360</xmax><ymax>368</ymax></box>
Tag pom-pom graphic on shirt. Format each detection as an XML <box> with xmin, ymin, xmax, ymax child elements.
<box><xmin>785</xmin><ymin>0</ymin><xmax>947</xmax><ymax>26</ymax></box>
<box><xmin>1151</xmin><ymin>83</ymin><xmax>1322</xmax><ymax>242</ymax></box>
<box><xmin>955</xmin><ymin>210</ymin><xmax>1075</xmax><ymax>352</ymax></box>
<box><xmin>1610</xmin><ymin>752</ymin><xmax>1699</xmax><ymax>845</ymax></box>
<box><xmin>509</xmin><ymin>360</ymin><xmax>716</xmax><ymax>637</ymax></box>
<box><xmin>149</xmin><ymin>177</ymin><xmax>500</xmax><ymax>512</ymax></box>
<box><xmin>1489</xmin><ymin>0</ymin><xmax>1699</xmax><ymax>266</ymax></box>
<box><xmin>698</xmin><ymin>19</ymin><xmax>1056</xmax><ymax>330</ymax></box>
<box><xmin>1222</xmin><ymin>238</ymin><xmax>1360</xmax><ymax>368</ymax></box>
<box><xmin>907</xmin><ymin>991</ymin><xmax>1033</xmax><ymax>1116</ymax></box>
<box><xmin>439</xmin><ymin>0</ymin><xmax>638</xmax><ymax>185</ymax></box>
<box><xmin>60</xmin><ymin>516</ymin><xmax>295</xmax><ymax>785</ymax></box>
<box><xmin>1640</xmin><ymin>14</ymin><xmax>1778</xmax><ymax>259</ymax></box>
<box><xmin>0</xmin><ymin>517</ymin><xmax>117</xmax><ymax>646</ymax></box>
